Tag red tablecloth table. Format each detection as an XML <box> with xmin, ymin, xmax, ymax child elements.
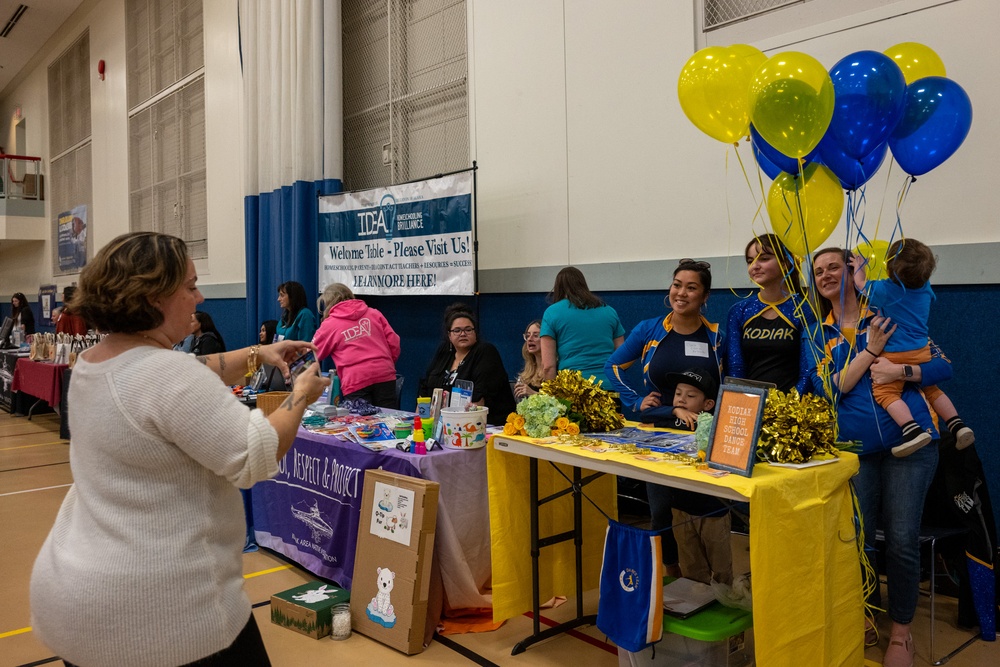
<box><xmin>12</xmin><ymin>358</ymin><xmax>69</xmax><ymax>408</ymax></box>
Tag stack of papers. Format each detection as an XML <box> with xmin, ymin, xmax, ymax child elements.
<box><xmin>662</xmin><ymin>577</ymin><xmax>717</xmax><ymax>618</ymax></box>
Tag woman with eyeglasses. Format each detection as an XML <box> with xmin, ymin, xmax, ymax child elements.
<box><xmin>605</xmin><ymin>259</ymin><xmax>724</xmax><ymax>578</ymax></box>
<box><xmin>418</xmin><ymin>303</ymin><xmax>515</xmax><ymax>426</ymax></box>
<box><xmin>726</xmin><ymin>233</ymin><xmax>814</xmax><ymax>393</ymax></box>
<box><xmin>540</xmin><ymin>267</ymin><xmax>625</xmax><ymax>386</ymax></box>
<box><xmin>514</xmin><ymin>320</ymin><xmax>544</xmax><ymax>400</ymax></box>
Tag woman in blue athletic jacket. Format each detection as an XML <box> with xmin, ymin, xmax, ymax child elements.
<box><xmin>726</xmin><ymin>233</ymin><xmax>815</xmax><ymax>393</ymax></box>
<box><xmin>604</xmin><ymin>259</ymin><xmax>723</xmax><ymax>577</ymax></box>
<box><xmin>809</xmin><ymin>247</ymin><xmax>952</xmax><ymax>666</ymax></box>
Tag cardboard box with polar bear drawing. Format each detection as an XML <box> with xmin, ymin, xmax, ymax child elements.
<box><xmin>351</xmin><ymin>469</ymin><xmax>439</xmax><ymax>655</ymax></box>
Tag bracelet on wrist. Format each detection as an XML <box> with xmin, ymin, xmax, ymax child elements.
<box><xmin>863</xmin><ymin>347</ymin><xmax>878</xmax><ymax>358</ymax></box>
<box><xmin>246</xmin><ymin>344</ymin><xmax>261</xmax><ymax>378</ymax></box>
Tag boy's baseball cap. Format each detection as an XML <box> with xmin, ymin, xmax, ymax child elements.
<box><xmin>663</xmin><ymin>368</ymin><xmax>718</xmax><ymax>399</ymax></box>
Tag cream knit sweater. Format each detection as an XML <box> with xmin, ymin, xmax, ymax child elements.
<box><xmin>31</xmin><ymin>346</ymin><xmax>279</xmax><ymax>666</ymax></box>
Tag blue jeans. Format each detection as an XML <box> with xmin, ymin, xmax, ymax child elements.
<box><xmin>646</xmin><ymin>482</ymin><xmax>679</xmax><ymax>565</ymax></box>
<box><xmin>855</xmin><ymin>443</ymin><xmax>939</xmax><ymax>624</ymax></box>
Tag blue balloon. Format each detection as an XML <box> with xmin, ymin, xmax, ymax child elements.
<box><xmin>817</xmin><ymin>134</ymin><xmax>887</xmax><ymax>190</ymax></box>
<box><xmin>889</xmin><ymin>77</ymin><xmax>973</xmax><ymax>176</ymax></box>
<box><xmin>750</xmin><ymin>124</ymin><xmax>817</xmax><ymax>175</ymax></box>
<box><xmin>827</xmin><ymin>51</ymin><xmax>906</xmax><ymax>160</ymax></box>
<box><xmin>751</xmin><ymin>139</ymin><xmax>784</xmax><ymax>180</ymax></box>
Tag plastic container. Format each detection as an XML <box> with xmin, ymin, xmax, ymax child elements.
<box><xmin>416</xmin><ymin>397</ymin><xmax>431</xmax><ymax>419</ymax></box>
<box><xmin>330</xmin><ymin>602</ymin><xmax>352</xmax><ymax>641</ymax></box>
<box><xmin>439</xmin><ymin>407</ymin><xmax>489</xmax><ymax>450</ymax></box>
<box><xmin>618</xmin><ymin>601</ymin><xmax>754</xmax><ymax>667</ymax></box>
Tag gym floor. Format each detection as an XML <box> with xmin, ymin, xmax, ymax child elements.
<box><xmin>2</xmin><ymin>413</ymin><xmax>992</xmax><ymax>666</ymax></box>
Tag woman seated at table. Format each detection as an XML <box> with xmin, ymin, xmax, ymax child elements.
<box><xmin>191</xmin><ymin>311</ymin><xmax>226</xmax><ymax>355</ymax></box>
<box><xmin>604</xmin><ymin>259</ymin><xmax>723</xmax><ymax>579</ymax></box>
<box><xmin>313</xmin><ymin>283</ymin><xmax>400</xmax><ymax>409</ymax></box>
<box><xmin>55</xmin><ymin>286</ymin><xmax>88</xmax><ymax>336</ymax></box>
<box><xmin>514</xmin><ymin>319</ymin><xmax>544</xmax><ymax>401</ymax></box>
<box><xmin>418</xmin><ymin>304</ymin><xmax>515</xmax><ymax>426</ymax></box>
<box><xmin>276</xmin><ymin>281</ymin><xmax>316</xmax><ymax>342</ymax></box>
<box><xmin>259</xmin><ymin>319</ymin><xmax>277</xmax><ymax>345</ymax></box>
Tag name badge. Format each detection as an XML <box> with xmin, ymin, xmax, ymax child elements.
<box><xmin>685</xmin><ymin>341</ymin><xmax>710</xmax><ymax>358</ymax></box>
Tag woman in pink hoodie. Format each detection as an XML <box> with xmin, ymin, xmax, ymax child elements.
<box><xmin>313</xmin><ymin>283</ymin><xmax>401</xmax><ymax>408</ymax></box>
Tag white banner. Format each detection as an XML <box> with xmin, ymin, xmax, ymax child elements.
<box><xmin>318</xmin><ymin>171</ymin><xmax>474</xmax><ymax>296</ymax></box>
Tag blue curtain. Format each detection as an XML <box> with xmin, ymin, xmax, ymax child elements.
<box><xmin>244</xmin><ymin>178</ymin><xmax>342</xmax><ymax>343</ymax></box>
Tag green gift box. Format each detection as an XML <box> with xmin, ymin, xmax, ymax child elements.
<box><xmin>271</xmin><ymin>581</ymin><xmax>350</xmax><ymax>639</ymax></box>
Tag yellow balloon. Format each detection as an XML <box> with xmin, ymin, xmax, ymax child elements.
<box><xmin>749</xmin><ymin>52</ymin><xmax>835</xmax><ymax>158</ymax></box>
<box><xmin>855</xmin><ymin>239</ymin><xmax>891</xmax><ymax>281</ymax></box>
<box><xmin>883</xmin><ymin>42</ymin><xmax>946</xmax><ymax>85</ymax></box>
<box><xmin>729</xmin><ymin>44</ymin><xmax>767</xmax><ymax>72</ymax></box>
<box><xmin>678</xmin><ymin>46</ymin><xmax>755</xmax><ymax>143</ymax></box>
<box><xmin>767</xmin><ymin>163</ymin><xmax>844</xmax><ymax>257</ymax></box>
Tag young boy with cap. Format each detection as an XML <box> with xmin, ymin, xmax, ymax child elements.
<box><xmin>662</xmin><ymin>369</ymin><xmax>733</xmax><ymax>586</ymax></box>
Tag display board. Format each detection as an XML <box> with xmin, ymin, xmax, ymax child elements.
<box><xmin>317</xmin><ymin>170</ymin><xmax>475</xmax><ymax>296</ymax></box>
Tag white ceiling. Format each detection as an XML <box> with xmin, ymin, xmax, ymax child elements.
<box><xmin>0</xmin><ymin>0</ymin><xmax>86</xmax><ymax>97</ymax></box>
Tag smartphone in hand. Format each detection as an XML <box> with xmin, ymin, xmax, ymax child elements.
<box><xmin>287</xmin><ymin>350</ymin><xmax>317</xmax><ymax>385</ymax></box>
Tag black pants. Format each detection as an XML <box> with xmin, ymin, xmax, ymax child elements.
<box><xmin>64</xmin><ymin>614</ymin><xmax>270</xmax><ymax>667</ymax></box>
<box><xmin>343</xmin><ymin>378</ymin><xmax>398</xmax><ymax>410</ymax></box>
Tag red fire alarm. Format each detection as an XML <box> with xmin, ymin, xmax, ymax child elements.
<box><xmin>98</xmin><ymin>60</ymin><xmax>105</xmax><ymax>81</ymax></box>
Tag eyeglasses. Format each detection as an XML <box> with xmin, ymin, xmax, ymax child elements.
<box><xmin>522</xmin><ymin>332</ymin><xmax>540</xmax><ymax>341</ymax></box>
<box><xmin>678</xmin><ymin>258</ymin><xmax>711</xmax><ymax>270</ymax></box>
<box><xmin>449</xmin><ymin>327</ymin><xmax>476</xmax><ymax>335</ymax></box>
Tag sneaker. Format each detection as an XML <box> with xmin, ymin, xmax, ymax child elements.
<box><xmin>882</xmin><ymin>633</ymin><xmax>913</xmax><ymax>667</ymax></box>
<box><xmin>954</xmin><ymin>426</ymin><xmax>975</xmax><ymax>450</ymax></box>
<box><xmin>892</xmin><ymin>430</ymin><xmax>932</xmax><ymax>457</ymax></box>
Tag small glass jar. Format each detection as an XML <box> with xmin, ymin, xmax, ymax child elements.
<box><xmin>330</xmin><ymin>602</ymin><xmax>352</xmax><ymax>641</ymax></box>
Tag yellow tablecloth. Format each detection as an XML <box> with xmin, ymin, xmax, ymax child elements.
<box><xmin>487</xmin><ymin>435</ymin><xmax>863</xmax><ymax>667</ymax></box>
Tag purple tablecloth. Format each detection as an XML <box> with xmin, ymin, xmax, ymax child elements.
<box><xmin>251</xmin><ymin>428</ymin><xmax>491</xmax><ymax>610</ymax></box>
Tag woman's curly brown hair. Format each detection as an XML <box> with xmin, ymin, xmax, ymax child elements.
<box><xmin>70</xmin><ymin>232</ymin><xmax>190</xmax><ymax>334</ymax></box>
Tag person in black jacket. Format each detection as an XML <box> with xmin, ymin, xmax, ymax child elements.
<box><xmin>191</xmin><ymin>311</ymin><xmax>226</xmax><ymax>356</ymax></box>
<box><xmin>11</xmin><ymin>292</ymin><xmax>35</xmax><ymax>338</ymax></box>
<box><xmin>418</xmin><ymin>303</ymin><xmax>515</xmax><ymax>426</ymax></box>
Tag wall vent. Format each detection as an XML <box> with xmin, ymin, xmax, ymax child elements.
<box><xmin>0</xmin><ymin>4</ymin><xmax>28</xmax><ymax>39</ymax></box>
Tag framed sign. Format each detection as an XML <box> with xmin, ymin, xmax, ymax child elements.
<box><xmin>706</xmin><ymin>384</ymin><xmax>768</xmax><ymax>477</ymax></box>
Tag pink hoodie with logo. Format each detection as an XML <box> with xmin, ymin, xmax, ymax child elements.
<box><xmin>312</xmin><ymin>299</ymin><xmax>401</xmax><ymax>396</ymax></box>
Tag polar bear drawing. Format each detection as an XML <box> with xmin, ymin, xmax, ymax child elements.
<box><xmin>365</xmin><ymin>567</ymin><xmax>397</xmax><ymax>628</ymax></box>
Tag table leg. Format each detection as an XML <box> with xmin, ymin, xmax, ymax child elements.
<box><xmin>26</xmin><ymin>397</ymin><xmax>44</xmax><ymax>420</ymax></box>
<box><xmin>511</xmin><ymin>463</ymin><xmax>598</xmax><ymax>655</ymax></box>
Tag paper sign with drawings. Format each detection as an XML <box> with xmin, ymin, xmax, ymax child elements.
<box><xmin>369</xmin><ymin>481</ymin><xmax>414</xmax><ymax>546</ymax></box>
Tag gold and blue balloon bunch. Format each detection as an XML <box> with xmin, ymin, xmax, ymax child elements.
<box><xmin>677</xmin><ymin>42</ymin><xmax>972</xmax><ymax>260</ymax></box>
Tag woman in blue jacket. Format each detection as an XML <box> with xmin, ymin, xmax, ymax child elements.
<box><xmin>809</xmin><ymin>247</ymin><xmax>951</xmax><ymax>667</ymax></box>
<box><xmin>726</xmin><ymin>233</ymin><xmax>815</xmax><ymax>393</ymax></box>
<box><xmin>605</xmin><ymin>259</ymin><xmax>723</xmax><ymax>576</ymax></box>
<box><xmin>275</xmin><ymin>281</ymin><xmax>316</xmax><ymax>342</ymax></box>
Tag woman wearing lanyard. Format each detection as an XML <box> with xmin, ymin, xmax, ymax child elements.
<box><xmin>418</xmin><ymin>304</ymin><xmax>515</xmax><ymax>426</ymax></box>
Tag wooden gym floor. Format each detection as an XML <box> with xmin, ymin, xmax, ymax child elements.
<box><xmin>1</xmin><ymin>412</ymin><xmax>992</xmax><ymax>666</ymax></box>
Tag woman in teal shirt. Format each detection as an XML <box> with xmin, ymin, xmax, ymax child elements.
<box><xmin>275</xmin><ymin>281</ymin><xmax>316</xmax><ymax>342</ymax></box>
<box><xmin>540</xmin><ymin>267</ymin><xmax>624</xmax><ymax>387</ymax></box>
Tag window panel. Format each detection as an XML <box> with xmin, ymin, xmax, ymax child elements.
<box><xmin>126</xmin><ymin>0</ymin><xmax>207</xmax><ymax>258</ymax></box>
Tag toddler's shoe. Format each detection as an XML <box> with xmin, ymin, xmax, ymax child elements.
<box><xmin>892</xmin><ymin>424</ymin><xmax>931</xmax><ymax>458</ymax></box>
